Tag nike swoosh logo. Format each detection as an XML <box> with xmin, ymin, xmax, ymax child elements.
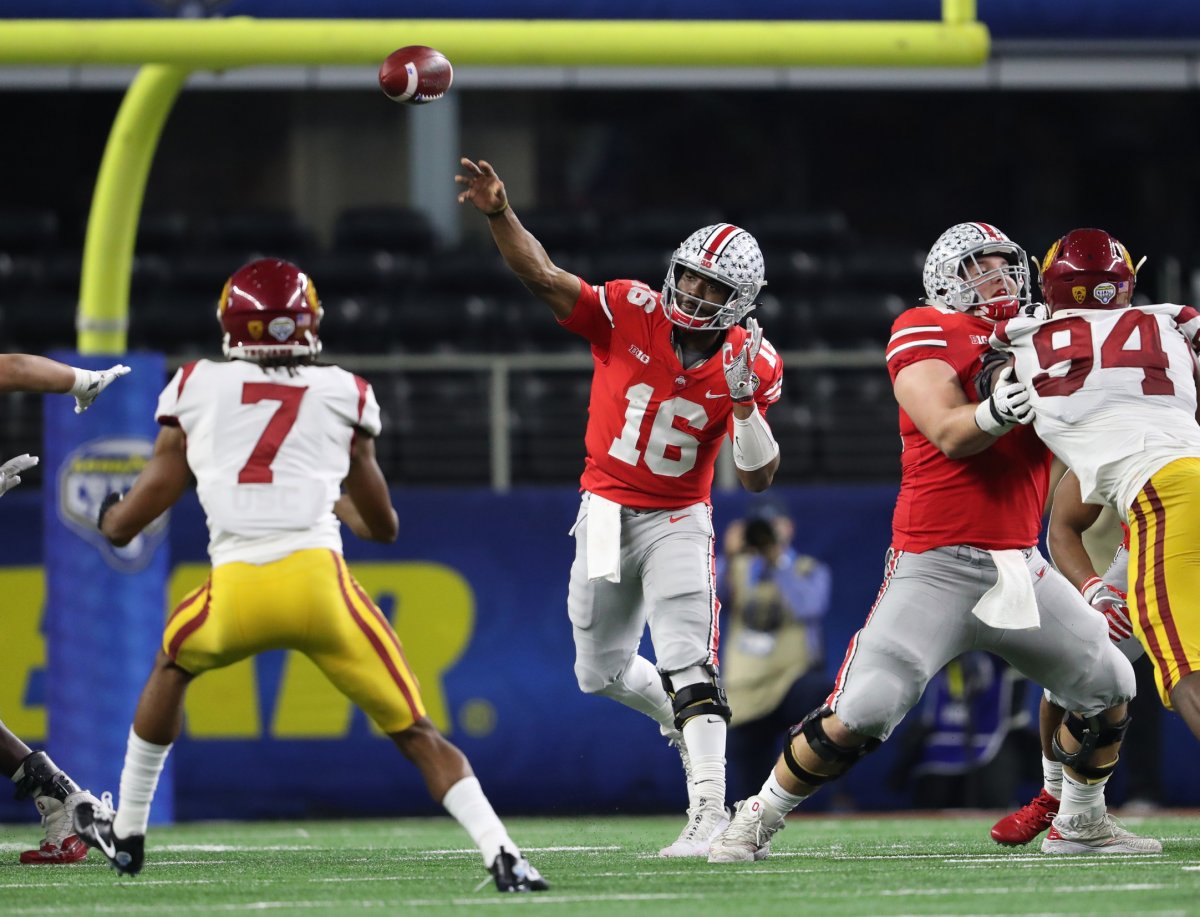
<box><xmin>669</xmin><ymin>514</ymin><xmax>688</xmax><ymax>523</ymax></box>
<box><xmin>705</xmin><ymin>391</ymin><xmax>727</xmax><ymax>399</ymax></box>
<box><xmin>94</xmin><ymin>830</ymin><xmax>117</xmax><ymax>862</ymax></box>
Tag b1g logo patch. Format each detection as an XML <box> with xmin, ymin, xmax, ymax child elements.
<box><xmin>1072</xmin><ymin>286</ymin><xmax>1088</xmax><ymax>304</ymax></box>
<box><xmin>58</xmin><ymin>437</ymin><xmax>168</xmax><ymax>572</ymax></box>
<box><xmin>1093</xmin><ymin>282</ymin><xmax>1117</xmax><ymax>304</ymax></box>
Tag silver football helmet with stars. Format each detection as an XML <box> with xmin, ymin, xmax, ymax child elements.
<box><xmin>662</xmin><ymin>223</ymin><xmax>765</xmax><ymax>331</ymax></box>
<box><xmin>922</xmin><ymin>222</ymin><xmax>1030</xmax><ymax>321</ymax></box>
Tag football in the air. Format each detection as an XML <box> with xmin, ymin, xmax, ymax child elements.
<box><xmin>378</xmin><ymin>45</ymin><xmax>453</xmax><ymax>105</ymax></box>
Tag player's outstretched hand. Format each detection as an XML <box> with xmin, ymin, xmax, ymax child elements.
<box><xmin>975</xmin><ymin>366</ymin><xmax>1033</xmax><ymax>435</ymax></box>
<box><xmin>71</xmin><ymin>364</ymin><xmax>132</xmax><ymax>414</ymax></box>
<box><xmin>0</xmin><ymin>453</ymin><xmax>38</xmax><ymax>497</ymax></box>
<box><xmin>722</xmin><ymin>318</ymin><xmax>763</xmax><ymax>404</ymax></box>
<box><xmin>455</xmin><ymin>158</ymin><xmax>509</xmax><ymax>216</ymax></box>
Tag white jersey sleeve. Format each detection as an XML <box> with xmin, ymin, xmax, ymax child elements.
<box><xmin>993</xmin><ymin>304</ymin><xmax>1200</xmax><ymax>512</ymax></box>
<box><xmin>161</xmin><ymin>360</ymin><xmax>383</xmax><ymax>566</ymax></box>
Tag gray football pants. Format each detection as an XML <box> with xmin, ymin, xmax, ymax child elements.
<box><xmin>830</xmin><ymin>544</ymin><xmax>1136</xmax><ymax>741</ymax></box>
<box><xmin>567</xmin><ymin>493</ymin><xmax>720</xmax><ymax>691</ymax></box>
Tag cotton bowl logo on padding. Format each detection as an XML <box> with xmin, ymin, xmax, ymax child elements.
<box><xmin>1093</xmin><ymin>282</ymin><xmax>1117</xmax><ymax>304</ymax></box>
<box><xmin>268</xmin><ymin>317</ymin><xmax>296</xmax><ymax>341</ymax></box>
<box><xmin>58</xmin><ymin>437</ymin><xmax>168</xmax><ymax>573</ymax></box>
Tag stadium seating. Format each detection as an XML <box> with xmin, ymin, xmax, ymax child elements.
<box><xmin>0</xmin><ymin>204</ymin><xmax>925</xmax><ymax>483</ymax></box>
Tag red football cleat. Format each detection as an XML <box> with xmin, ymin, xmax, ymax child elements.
<box><xmin>991</xmin><ymin>789</ymin><xmax>1060</xmax><ymax>846</ymax></box>
<box><xmin>19</xmin><ymin>833</ymin><xmax>88</xmax><ymax>864</ymax></box>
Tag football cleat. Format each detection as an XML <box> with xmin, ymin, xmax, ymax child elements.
<box><xmin>707</xmin><ymin>796</ymin><xmax>783</xmax><ymax>863</ymax></box>
<box><xmin>18</xmin><ymin>792</ymin><xmax>93</xmax><ymax>864</ymax></box>
<box><xmin>488</xmin><ymin>847</ymin><xmax>549</xmax><ymax>892</ymax></box>
<box><xmin>73</xmin><ymin>792</ymin><xmax>145</xmax><ymax>876</ymax></box>
<box><xmin>1041</xmin><ymin>810</ymin><xmax>1163</xmax><ymax>855</ymax></box>
<box><xmin>990</xmin><ymin>788</ymin><xmax>1059</xmax><ymax>846</ymax></box>
<box><xmin>659</xmin><ymin>798</ymin><xmax>731</xmax><ymax>858</ymax></box>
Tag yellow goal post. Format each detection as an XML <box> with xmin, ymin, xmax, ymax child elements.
<box><xmin>0</xmin><ymin>2</ymin><xmax>987</xmax><ymax>354</ymax></box>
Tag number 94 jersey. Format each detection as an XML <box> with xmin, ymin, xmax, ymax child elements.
<box><xmin>562</xmin><ymin>277</ymin><xmax>783</xmax><ymax>508</ymax></box>
<box><xmin>155</xmin><ymin>359</ymin><xmax>382</xmax><ymax>566</ymax></box>
<box><xmin>993</xmin><ymin>303</ymin><xmax>1200</xmax><ymax>512</ymax></box>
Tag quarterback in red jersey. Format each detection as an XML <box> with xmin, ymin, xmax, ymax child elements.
<box><xmin>457</xmin><ymin>158</ymin><xmax>781</xmax><ymax>857</ymax></box>
<box><xmin>709</xmin><ymin>222</ymin><xmax>1158</xmax><ymax>862</ymax></box>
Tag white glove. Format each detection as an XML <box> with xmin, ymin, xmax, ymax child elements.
<box><xmin>1082</xmin><ymin>577</ymin><xmax>1134</xmax><ymax>643</ymax></box>
<box><xmin>0</xmin><ymin>454</ymin><xmax>38</xmax><ymax>497</ymax></box>
<box><xmin>70</xmin><ymin>364</ymin><xmax>131</xmax><ymax>414</ymax></box>
<box><xmin>722</xmin><ymin>318</ymin><xmax>763</xmax><ymax>404</ymax></box>
<box><xmin>1021</xmin><ymin>302</ymin><xmax>1051</xmax><ymax>321</ymax></box>
<box><xmin>974</xmin><ymin>367</ymin><xmax>1033</xmax><ymax>436</ymax></box>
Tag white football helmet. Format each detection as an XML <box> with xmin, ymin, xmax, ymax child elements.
<box><xmin>922</xmin><ymin>222</ymin><xmax>1030</xmax><ymax>320</ymax></box>
<box><xmin>662</xmin><ymin>223</ymin><xmax>765</xmax><ymax>331</ymax></box>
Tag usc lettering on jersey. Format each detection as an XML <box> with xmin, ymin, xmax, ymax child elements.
<box><xmin>993</xmin><ymin>303</ymin><xmax>1200</xmax><ymax>513</ymax></box>
<box><xmin>561</xmin><ymin>277</ymin><xmax>783</xmax><ymax>508</ymax></box>
<box><xmin>156</xmin><ymin>360</ymin><xmax>382</xmax><ymax>566</ymax></box>
<box><xmin>886</xmin><ymin>306</ymin><xmax>1051</xmax><ymax>552</ymax></box>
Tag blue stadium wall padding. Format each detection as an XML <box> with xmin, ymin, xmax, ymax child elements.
<box><xmin>42</xmin><ymin>351</ymin><xmax>173</xmax><ymax>824</ymax></box>
<box><xmin>3</xmin><ymin>1</ymin><xmax>1200</xmax><ymax>40</ymax></box>
<box><xmin>2</xmin><ymin>480</ymin><xmax>1192</xmax><ymax>822</ymax></box>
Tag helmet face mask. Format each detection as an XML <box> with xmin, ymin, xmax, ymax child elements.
<box><xmin>217</xmin><ymin>258</ymin><xmax>323</xmax><ymax>362</ymax></box>
<box><xmin>923</xmin><ymin>222</ymin><xmax>1031</xmax><ymax>321</ymax></box>
<box><xmin>1039</xmin><ymin>228</ymin><xmax>1138</xmax><ymax>313</ymax></box>
<box><xmin>662</xmin><ymin>223</ymin><xmax>764</xmax><ymax>331</ymax></box>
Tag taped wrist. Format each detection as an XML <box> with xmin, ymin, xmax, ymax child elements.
<box><xmin>974</xmin><ymin>397</ymin><xmax>1013</xmax><ymax>437</ymax></box>
<box><xmin>1080</xmin><ymin>576</ymin><xmax>1104</xmax><ymax>603</ymax></box>
<box><xmin>69</xmin><ymin>367</ymin><xmax>95</xmax><ymax>397</ymax></box>
<box><xmin>732</xmin><ymin>409</ymin><xmax>779</xmax><ymax>471</ymax></box>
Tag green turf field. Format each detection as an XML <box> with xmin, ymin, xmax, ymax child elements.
<box><xmin>1</xmin><ymin>812</ymin><xmax>1197</xmax><ymax>915</ymax></box>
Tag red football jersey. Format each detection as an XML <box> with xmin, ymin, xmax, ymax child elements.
<box><xmin>561</xmin><ymin>277</ymin><xmax>783</xmax><ymax>508</ymax></box>
<box><xmin>885</xmin><ymin>306</ymin><xmax>1051</xmax><ymax>552</ymax></box>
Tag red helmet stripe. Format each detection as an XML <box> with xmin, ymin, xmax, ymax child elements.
<box><xmin>702</xmin><ymin>223</ymin><xmax>742</xmax><ymax>259</ymax></box>
<box><xmin>973</xmin><ymin>222</ymin><xmax>1002</xmax><ymax>240</ymax></box>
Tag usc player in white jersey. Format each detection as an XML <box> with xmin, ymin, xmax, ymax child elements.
<box><xmin>705</xmin><ymin>222</ymin><xmax>1156</xmax><ymax>863</ymax></box>
<box><xmin>0</xmin><ymin>353</ymin><xmax>128</xmax><ymax>863</ymax></box>
<box><xmin>457</xmin><ymin>159</ymin><xmax>782</xmax><ymax>857</ymax></box>
<box><xmin>991</xmin><ymin>228</ymin><xmax>1200</xmax><ymax>743</ymax></box>
<box><xmin>71</xmin><ymin>259</ymin><xmax>547</xmax><ymax>892</ymax></box>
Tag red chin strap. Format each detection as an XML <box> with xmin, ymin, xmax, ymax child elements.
<box><xmin>670</xmin><ymin>303</ymin><xmax>715</xmax><ymax>330</ymax></box>
<box><xmin>978</xmin><ymin>298</ymin><xmax>1020</xmax><ymax>321</ymax></box>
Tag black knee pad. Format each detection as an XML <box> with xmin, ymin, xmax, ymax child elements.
<box><xmin>661</xmin><ymin>667</ymin><xmax>732</xmax><ymax>729</ymax></box>
<box><xmin>1052</xmin><ymin>712</ymin><xmax>1130</xmax><ymax>779</ymax></box>
<box><xmin>12</xmin><ymin>751</ymin><xmax>79</xmax><ymax>801</ymax></box>
<box><xmin>780</xmin><ymin>707</ymin><xmax>880</xmax><ymax>786</ymax></box>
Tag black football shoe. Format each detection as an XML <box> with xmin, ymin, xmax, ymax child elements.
<box><xmin>72</xmin><ymin>792</ymin><xmax>145</xmax><ymax>876</ymax></box>
<box><xmin>489</xmin><ymin>847</ymin><xmax>549</xmax><ymax>892</ymax></box>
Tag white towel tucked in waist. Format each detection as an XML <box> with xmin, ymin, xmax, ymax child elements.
<box><xmin>586</xmin><ymin>493</ymin><xmax>622</xmax><ymax>583</ymax></box>
<box><xmin>970</xmin><ymin>549</ymin><xmax>1040</xmax><ymax>630</ymax></box>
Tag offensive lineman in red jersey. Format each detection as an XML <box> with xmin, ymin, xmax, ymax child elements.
<box><xmin>708</xmin><ymin>222</ymin><xmax>1160</xmax><ymax>862</ymax></box>
<box><xmin>456</xmin><ymin>159</ymin><xmax>782</xmax><ymax>857</ymax></box>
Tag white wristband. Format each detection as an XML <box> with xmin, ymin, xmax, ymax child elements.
<box><xmin>974</xmin><ymin>398</ymin><xmax>1011</xmax><ymax>437</ymax></box>
<box><xmin>69</xmin><ymin>366</ymin><xmax>94</xmax><ymax>396</ymax></box>
<box><xmin>732</xmin><ymin>409</ymin><xmax>779</xmax><ymax>471</ymax></box>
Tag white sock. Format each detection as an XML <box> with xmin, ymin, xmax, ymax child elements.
<box><xmin>757</xmin><ymin>771</ymin><xmax>807</xmax><ymax>827</ymax></box>
<box><xmin>113</xmin><ymin>729</ymin><xmax>171</xmax><ymax>838</ymax></box>
<box><xmin>441</xmin><ymin>777</ymin><xmax>515</xmax><ymax>867</ymax></box>
<box><xmin>1042</xmin><ymin>756</ymin><xmax>1063</xmax><ymax>800</ymax></box>
<box><xmin>681</xmin><ymin>715</ymin><xmax>726</xmax><ymax>810</ymax></box>
<box><xmin>1058</xmin><ymin>772</ymin><xmax>1107</xmax><ymax>819</ymax></box>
